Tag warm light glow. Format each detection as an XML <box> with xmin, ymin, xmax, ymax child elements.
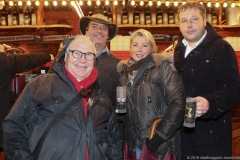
<box><xmin>174</xmin><ymin>1</ymin><xmax>178</xmax><ymax>6</ymax></box>
<box><xmin>131</xmin><ymin>0</ymin><xmax>135</xmax><ymax>6</ymax></box>
<box><xmin>105</xmin><ymin>0</ymin><xmax>109</xmax><ymax>5</ymax></box>
<box><xmin>207</xmin><ymin>1</ymin><xmax>211</xmax><ymax>7</ymax></box>
<box><xmin>122</xmin><ymin>0</ymin><xmax>125</xmax><ymax>5</ymax></box>
<box><xmin>79</xmin><ymin>0</ymin><xmax>83</xmax><ymax>5</ymax></box>
<box><xmin>157</xmin><ymin>0</ymin><xmax>161</xmax><ymax>6</ymax></box>
<box><xmin>113</xmin><ymin>0</ymin><xmax>118</xmax><ymax>5</ymax></box>
<box><xmin>231</xmin><ymin>1</ymin><xmax>235</xmax><ymax>8</ymax></box>
<box><xmin>215</xmin><ymin>1</ymin><xmax>219</xmax><ymax>7</ymax></box>
<box><xmin>53</xmin><ymin>0</ymin><xmax>57</xmax><ymax>6</ymax></box>
<box><xmin>44</xmin><ymin>0</ymin><xmax>49</xmax><ymax>6</ymax></box>
<box><xmin>140</xmin><ymin>0</ymin><xmax>144</xmax><ymax>6</ymax></box>
<box><xmin>18</xmin><ymin>0</ymin><xmax>23</xmax><ymax>6</ymax></box>
<box><xmin>149</xmin><ymin>0</ymin><xmax>153</xmax><ymax>6</ymax></box>
<box><xmin>35</xmin><ymin>0</ymin><xmax>40</xmax><ymax>6</ymax></box>
<box><xmin>199</xmin><ymin>1</ymin><xmax>203</xmax><ymax>5</ymax></box>
<box><xmin>27</xmin><ymin>0</ymin><xmax>31</xmax><ymax>6</ymax></box>
<box><xmin>165</xmin><ymin>0</ymin><xmax>170</xmax><ymax>6</ymax></box>
<box><xmin>183</xmin><ymin>1</ymin><xmax>186</xmax><ymax>4</ymax></box>
<box><xmin>70</xmin><ymin>0</ymin><xmax>75</xmax><ymax>6</ymax></box>
<box><xmin>96</xmin><ymin>0</ymin><xmax>101</xmax><ymax>5</ymax></box>
<box><xmin>223</xmin><ymin>1</ymin><xmax>228</xmax><ymax>7</ymax></box>
<box><xmin>87</xmin><ymin>0</ymin><xmax>91</xmax><ymax>5</ymax></box>
<box><xmin>9</xmin><ymin>0</ymin><xmax>14</xmax><ymax>6</ymax></box>
<box><xmin>62</xmin><ymin>0</ymin><xmax>67</xmax><ymax>5</ymax></box>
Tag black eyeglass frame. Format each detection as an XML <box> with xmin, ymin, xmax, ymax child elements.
<box><xmin>69</xmin><ymin>50</ymin><xmax>96</xmax><ymax>61</ymax></box>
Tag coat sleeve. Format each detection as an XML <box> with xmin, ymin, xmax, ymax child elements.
<box><xmin>3</xmin><ymin>83</ymin><xmax>34</xmax><ymax>160</ymax></box>
<box><xmin>155</xmin><ymin>61</ymin><xmax>186</xmax><ymax>142</ymax></box>
<box><xmin>107</xmin><ymin>111</ymin><xmax>124</xmax><ymax>160</ymax></box>
<box><xmin>203</xmin><ymin>41</ymin><xmax>240</xmax><ymax>119</ymax></box>
<box><xmin>8</xmin><ymin>53</ymin><xmax>51</xmax><ymax>75</ymax></box>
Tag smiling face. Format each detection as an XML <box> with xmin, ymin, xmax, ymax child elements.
<box><xmin>130</xmin><ymin>36</ymin><xmax>151</xmax><ymax>62</ymax></box>
<box><xmin>85</xmin><ymin>21</ymin><xmax>109</xmax><ymax>50</ymax></box>
<box><xmin>179</xmin><ymin>8</ymin><xmax>206</xmax><ymax>46</ymax></box>
<box><xmin>64</xmin><ymin>37</ymin><xmax>96</xmax><ymax>81</ymax></box>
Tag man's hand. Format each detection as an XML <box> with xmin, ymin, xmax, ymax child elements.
<box><xmin>195</xmin><ymin>96</ymin><xmax>209</xmax><ymax>117</ymax></box>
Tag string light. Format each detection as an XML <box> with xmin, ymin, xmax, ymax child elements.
<box><xmin>207</xmin><ymin>0</ymin><xmax>211</xmax><ymax>7</ymax></box>
<box><xmin>223</xmin><ymin>1</ymin><xmax>228</xmax><ymax>7</ymax></box>
<box><xmin>70</xmin><ymin>0</ymin><xmax>74</xmax><ymax>5</ymax></box>
<box><xmin>199</xmin><ymin>1</ymin><xmax>203</xmax><ymax>5</ymax></box>
<box><xmin>113</xmin><ymin>0</ymin><xmax>118</xmax><ymax>5</ymax></box>
<box><xmin>53</xmin><ymin>0</ymin><xmax>57</xmax><ymax>6</ymax></box>
<box><xmin>182</xmin><ymin>1</ymin><xmax>186</xmax><ymax>5</ymax></box>
<box><xmin>140</xmin><ymin>0</ymin><xmax>144</xmax><ymax>6</ymax></box>
<box><xmin>18</xmin><ymin>0</ymin><xmax>23</xmax><ymax>6</ymax></box>
<box><xmin>87</xmin><ymin>0</ymin><xmax>91</xmax><ymax>5</ymax></box>
<box><xmin>105</xmin><ymin>0</ymin><xmax>109</xmax><ymax>5</ymax></box>
<box><xmin>131</xmin><ymin>0</ymin><xmax>135</xmax><ymax>6</ymax></box>
<box><xmin>215</xmin><ymin>0</ymin><xmax>219</xmax><ymax>7</ymax></box>
<box><xmin>9</xmin><ymin>0</ymin><xmax>14</xmax><ymax>6</ymax></box>
<box><xmin>62</xmin><ymin>0</ymin><xmax>67</xmax><ymax>5</ymax></box>
<box><xmin>157</xmin><ymin>0</ymin><xmax>161</xmax><ymax>6</ymax></box>
<box><xmin>95</xmin><ymin>0</ymin><xmax>100</xmax><ymax>5</ymax></box>
<box><xmin>27</xmin><ymin>0</ymin><xmax>31</xmax><ymax>6</ymax></box>
<box><xmin>174</xmin><ymin>0</ymin><xmax>178</xmax><ymax>6</ymax></box>
<box><xmin>79</xmin><ymin>0</ymin><xmax>83</xmax><ymax>5</ymax></box>
<box><xmin>165</xmin><ymin>0</ymin><xmax>170</xmax><ymax>6</ymax></box>
<box><xmin>231</xmin><ymin>1</ymin><xmax>235</xmax><ymax>8</ymax></box>
<box><xmin>44</xmin><ymin>0</ymin><xmax>49</xmax><ymax>6</ymax></box>
<box><xmin>35</xmin><ymin>0</ymin><xmax>40</xmax><ymax>6</ymax></box>
<box><xmin>149</xmin><ymin>0</ymin><xmax>153</xmax><ymax>6</ymax></box>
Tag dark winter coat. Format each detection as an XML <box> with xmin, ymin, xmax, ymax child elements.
<box><xmin>117</xmin><ymin>53</ymin><xmax>185</xmax><ymax>159</ymax></box>
<box><xmin>0</xmin><ymin>52</ymin><xmax>50</xmax><ymax>148</ymax></box>
<box><xmin>174</xmin><ymin>22</ymin><xmax>240</xmax><ymax>158</ymax></box>
<box><xmin>2</xmin><ymin>50</ymin><xmax>123</xmax><ymax>159</ymax></box>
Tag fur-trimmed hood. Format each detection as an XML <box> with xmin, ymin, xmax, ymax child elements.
<box><xmin>117</xmin><ymin>52</ymin><xmax>173</xmax><ymax>73</ymax></box>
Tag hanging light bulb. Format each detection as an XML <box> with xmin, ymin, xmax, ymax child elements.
<box><xmin>96</xmin><ymin>0</ymin><xmax>100</xmax><ymax>5</ymax></box>
<box><xmin>35</xmin><ymin>0</ymin><xmax>40</xmax><ymax>6</ymax></box>
<box><xmin>149</xmin><ymin>0</ymin><xmax>153</xmax><ymax>6</ymax></box>
<box><xmin>70</xmin><ymin>0</ymin><xmax>74</xmax><ymax>6</ymax></box>
<box><xmin>122</xmin><ymin>0</ymin><xmax>125</xmax><ymax>5</ymax></box>
<box><xmin>207</xmin><ymin>1</ymin><xmax>211</xmax><ymax>7</ymax></box>
<box><xmin>174</xmin><ymin>0</ymin><xmax>178</xmax><ymax>6</ymax></box>
<box><xmin>18</xmin><ymin>0</ymin><xmax>23</xmax><ymax>6</ymax></box>
<box><xmin>27</xmin><ymin>0</ymin><xmax>31</xmax><ymax>6</ymax></box>
<box><xmin>53</xmin><ymin>0</ymin><xmax>58</xmax><ymax>6</ymax></box>
<box><xmin>114</xmin><ymin>0</ymin><xmax>118</xmax><ymax>5</ymax></box>
<box><xmin>87</xmin><ymin>0</ymin><xmax>91</xmax><ymax>5</ymax></box>
<box><xmin>231</xmin><ymin>1</ymin><xmax>235</xmax><ymax>8</ymax></box>
<box><xmin>105</xmin><ymin>0</ymin><xmax>109</xmax><ymax>5</ymax></box>
<box><xmin>131</xmin><ymin>0</ymin><xmax>135</xmax><ymax>6</ymax></box>
<box><xmin>183</xmin><ymin>1</ymin><xmax>186</xmax><ymax>5</ymax></box>
<box><xmin>165</xmin><ymin>0</ymin><xmax>170</xmax><ymax>6</ymax></box>
<box><xmin>215</xmin><ymin>0</ymin><xmax>219</xmax><ymax>7</ymax></box>
<box><xmin>9</xmin><ymin>0</ymin><xmax>14</xmax><ymax>6</ymax></box>
<box><xmin>223</xmin><ymin>1</ymin><xmax>228</xmax><ymax>7</ymax></box>
<box><xmin>62</xmin><ymin>0</ymin><xmax>67</xmax><ymax>5</ymax></box>
<box><xmin>44</xmin><ymin>0</ymin><xmax>49</xmax><ymax>6</ymax></box>
<box><xmin>157</xmin><ymin>0</ymin><xmax>161</xmax><ymax>6</ymax></box>
<box><xmin>199</xmin><ymin>1</ymin><xmax>203</xmax><ymax>5</ymax></box>
<box><xmin>140</xmin><ymin>0</ymin><xmax>144</xmax><ymax>6</ymax></box>
<box><xmin>79</xmin><ymin>0</ymin><xmax>83</xmax><ymax>5</ymax></box>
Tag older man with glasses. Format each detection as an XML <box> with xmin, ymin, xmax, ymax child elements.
<box><xmin>2</xmin><ymin>35</ymin><xmax>123</xmax><ymax>160</ymax></box>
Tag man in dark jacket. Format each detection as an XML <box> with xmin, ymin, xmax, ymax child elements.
<box><xmin>0</xmin><ymin>48</ymin><xmax>52</xmax><ymax>151</ymax></box>
<box><xmin>174</xmin><ymin>2</ymin><xmax>240</xmax><ymax>159</ymax></box>
<box><xmin>3</xmin><ymin>35</ymin><xmax>123</xmax><ymax>160</ymax></box>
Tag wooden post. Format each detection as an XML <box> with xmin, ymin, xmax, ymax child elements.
<box><xmin>37</xmin><ymin>2</ymin><xmax>44</xmax><ymax>25</ymax></box>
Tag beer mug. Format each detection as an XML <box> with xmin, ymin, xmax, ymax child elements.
<box><xmin>115</xmin><ymin>86</ymin><xmax>126</xmax><ymax>113</ymax></box>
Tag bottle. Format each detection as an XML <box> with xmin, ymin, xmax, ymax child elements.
<box><xmin>144</xmin><ymin>5</ymin><xmax>151</xmax><ymax>25</ymax></box>
<box><xmin>24</xmin><ymin>6</ymin><xmax>31</xmax><ymax>25</ymax></box>
<box><xmin>0</xmin><ymin>6</ymin><xmax>8</xmax><ymax>26</ymax></box>
<box><xmin>133</xmin><ymin>5</ymin><xmax>140</xmax><ymax>25</ymax></box>
<box><xmin>108</xmin><ymin>7</ymin><xmax>113</xmax><ymax>23</ymax></box>
<box><xmin>12</xmin><ymin>5</ymin><xmax>19</xmax><ymax>26</ymax></box>
<box><xmin>168</xmin><ymin>5</ymin><xmax>174</xmax><ymax>24</ymax></box>
<box><xmin>31</xmin><ymin>7</ymin><xmax>37</xmax><ymax>25</ymax></box>
<box><xmin>18</xmin><ymin>6</ymin><xmax>24</xmax><ymax>25</ymax></box>
<box><xmin>8</xmin><ymin>7</ymin><xmax>13</xmax><ymax>26</ymax></box>
<box><xmin>211</xmin><ymin>7</ymin><xmax>218</xmax><ymax>25</ymax></box>
<box><xmin>207</xmin><ymin>8</ymin><xmax>212</xmax><ymax>24</ymax></box>
<box><xmin>156</xmin><ymin>6</ymin><xmax>163</xmax><ymax>25</ymax></box>
<box><xmin>122</xmin><ymin>9</ymin><xmax>129</xmax><ymax>24</ymax></box>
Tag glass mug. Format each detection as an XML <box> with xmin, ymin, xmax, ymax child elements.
<box><xmin>115</xmin><ymin>86</ymin><xmax>126</xmax><ymax>113</ymax></box>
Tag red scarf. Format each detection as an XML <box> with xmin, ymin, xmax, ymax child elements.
<box><xmin>64</xmin><ymin>62</ymin><xmax>98</xmax><ymax>160</ymax></box>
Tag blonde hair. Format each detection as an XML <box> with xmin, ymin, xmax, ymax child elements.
<box><xmin>130</xmin><ymin>29</ymin><xmax>158</xmax><ymax>53</ymax></box>
<box><xmin>177</xmin><ymin>2</ymin><xmax>206</xmax><ymax>20</ymax></box>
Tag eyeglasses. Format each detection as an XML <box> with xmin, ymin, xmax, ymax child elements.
<box><xmin>69</xmin><ymin>50</ymin><xmax>96</xmax><ymax>61</ymax></box>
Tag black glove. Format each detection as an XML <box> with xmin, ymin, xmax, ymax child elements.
<box><xmin>145</xmin><ymin>134</ymin><xmax>164</xmax><ymax>153</ymax></box>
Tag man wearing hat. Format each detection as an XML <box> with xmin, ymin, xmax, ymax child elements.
<box><xmin>79</xmin><ymin>13</ymin><xmax>120</xmax><ymax>109</ymax></box>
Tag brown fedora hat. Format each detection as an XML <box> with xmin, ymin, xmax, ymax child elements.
<box><xmin>78</xmin><ymin>14</ymin><xmax>118</xmax><ymax>41</ymax></box>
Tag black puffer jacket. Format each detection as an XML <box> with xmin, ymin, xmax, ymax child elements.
<box><xmin>117</xmin><ymin>53</ymin><xmax>185</xmax><ymax>159</ymax></box>
<box><xmin>3</xmin><ymin>39</ymin><xmax>123</xmax><ymax>160</ymax></box>
<box><xmin>174</xmin><ymin>22</ymin><xmax>240</xmax><ymax>158</ymax></box>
